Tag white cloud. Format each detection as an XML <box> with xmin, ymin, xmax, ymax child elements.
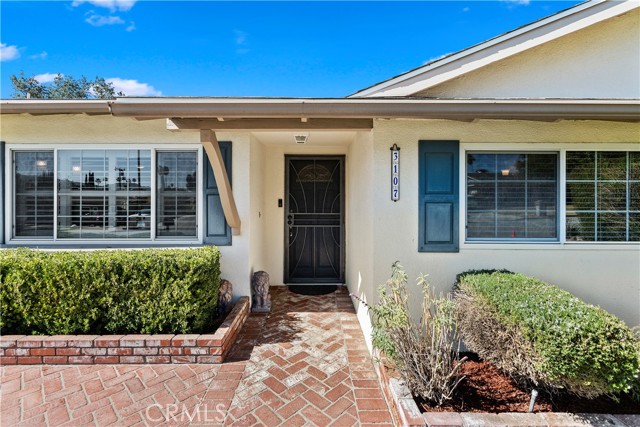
<box><xmin>234</xmin><ymin>30</ymin><xmax>249</xmax><ymax>54</ymax></box>
<box><xmin>29</xmin><ymin>51</ymin><xmax>48</xmax><ymax>60</ymax></box>
<box><xmin>85</xmin><ymin>14</ymin><xmax>125</xmax><ymax>26</ymax></box>
<box><xmin>34</xmin><ymin>73</ymin><xmax>59</xmax><ymax>83</ymax></box>
<box><xmin>72</xmin><ymin>0</ymin><xmax>137</xmax><ymax>12</ymax></box>
<box><xmin>462</xmin><ymin>7</ymin><xmax>470</xmax><ymax>12</ymax></box>
<box><xmin>126</xmin><ymin>21</ymin><xmax>136</xmax><ymax>32</ymax></box>
<box><xmin>424</xmin><ymin>52</ymin><xmax>453</xmax><ymax>65</ymax></box>
<box><xmin>234</xmin><ymin>30</ymin><xmax>247</xmax><ymax>46</ymax></box>
<box><xmin>501</xmin><ymin>0</ymin><xmax>531</xmax><ymax>5</ymax></box>
<box><xmin>106</xmin><ymin>78</ymin><xmax>161</xmax><ymax>96</ymax></box>
<box><xmin>0</xmin><ymin>43</ymin><xmax>20</xmax><ymax>62</ymax></box>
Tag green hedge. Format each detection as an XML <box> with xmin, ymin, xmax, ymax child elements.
<box><xmin>456</xmin><ymin>270</ymin><xmax>640</xmax><ymax>398</ymax></box>
<box><xmin>0</xmin><ymin>247</ymin><xmax>221</xmax><ymax>335</ymax></box>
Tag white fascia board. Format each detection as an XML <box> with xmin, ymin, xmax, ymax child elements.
<box><xmin>0</xmin><ymin>99</ymin><xmax>111</xmax><ymax>114</ymax></box>
<box><xmin>352</xmin><ymin>0</ymin><xmax>638</xmax><ymax>98</ymax></box>
<box><xmin>3</xmin><ymin>98</ymin><xmax>639</xmax><ymax>121</ymax></box>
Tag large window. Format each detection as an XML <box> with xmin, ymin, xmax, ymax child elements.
<box><xmin>566</xmin><ymin>151</ymin><xmax>639</xmax><ymax>242</ymax></box>
<box><xmin>466</xmin><ymin>153</ymin><xmax>558</xmax><ymax>240</ymax></box>
<box><xmin>57</xmin><ymin>150</ymin><xmax>151</xmax><ymax>239</ymax></box>
<box><xmin>12</xmin><ymin>147</ymin><xmax>200</xmax><ymax>242</ymax></box>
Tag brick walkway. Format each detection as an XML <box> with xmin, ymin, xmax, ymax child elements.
<box><xmin>0</xmin><ymin>286</ymin><xmax>393</xmax><ymax>426</ymax></box>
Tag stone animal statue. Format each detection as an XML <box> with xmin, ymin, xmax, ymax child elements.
<box><xmin>252</xmin><ymin>271</ymin><xmax>271</xmax><ymax>312</ymax></box>
<box><xmin>218</xmin><ymin>279</ymin><xmax>233</xmax><ymax>316</ymax></box>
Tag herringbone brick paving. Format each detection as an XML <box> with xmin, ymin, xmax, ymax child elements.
<box><xmin>223</xmin><ymin>286</ymin><xmax>392</xmax><ymax>427</ymax></box>
<box><xmin>0</xmin><ymin>286</ymin><xmax>392</xmax><ymax>426</ymax></box>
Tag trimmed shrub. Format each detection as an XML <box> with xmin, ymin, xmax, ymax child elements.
<box><xmin>367</xmin><ymin>263</ymin><xmax>465</xmax><ymax>406</ymax></box>
<box><xmin>455</xmin><ymin>270</ymin><xmax>640</xmax><ymax>399</ymax></box>
<box><xmin>0</xmin><ymin>247</ymin><xmax>221</xmax><ymax>335</ymax></box>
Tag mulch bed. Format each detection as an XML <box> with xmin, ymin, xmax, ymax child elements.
<box><xmin>417</xmin><ymin>354</ymin><xmax>638</xmax><ymax>414</ymax></box>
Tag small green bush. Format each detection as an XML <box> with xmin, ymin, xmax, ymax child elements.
<box><xmin>368</xmin><ymin>263</ymin><xmax>465</xmax><ymax>406</ymax></box>
<box><xmin>0</xmin><ymin>247</ymin><xmax>221</xmax><ymax>335</ymax></box>
<box><xmin>456</xmin><ymin>270</ymin><xmax>640</xmax><ymax>399</ymax></box>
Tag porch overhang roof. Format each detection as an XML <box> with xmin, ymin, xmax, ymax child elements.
<box><xmin>1</xmin><ymin>97</ymin><xmax>639</xmax><ymax>123</ymax></box>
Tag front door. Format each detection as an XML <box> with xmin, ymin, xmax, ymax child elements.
<box><xmin>285</xmin><ymin>157</ymin><xmax>344</xmax><ymax>283</ymax></box>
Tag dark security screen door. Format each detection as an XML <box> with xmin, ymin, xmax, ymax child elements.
<box><xmin>285</xmin><ymin>157</ymin><xmax>344</xmax><ymax>283</ymax></box>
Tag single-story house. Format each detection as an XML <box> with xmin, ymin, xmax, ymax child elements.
<box><xmin>1</xmin><ymin>0</ymin><xmax>639</xmax><ymax>348</ymax></box>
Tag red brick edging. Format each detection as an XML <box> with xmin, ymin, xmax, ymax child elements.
<box><xmin>372</xmin><ymin>349</ymin><xmax>638</xmax><ymax>427</ymax></box>
<box><xmin>0</xmin><ymin>296</ymin><xmax>250</xmax><ymax>365</ymax></box>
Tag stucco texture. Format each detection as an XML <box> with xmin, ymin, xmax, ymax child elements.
<box><xmin>416</xmin><ymin>9</ymin><xmax>640</xmax><ymax>99</ymax></box>
<box><xmin>369</xmin><ymin>118</ymin><xmax>640</xmax><ymax>327</ymax></box>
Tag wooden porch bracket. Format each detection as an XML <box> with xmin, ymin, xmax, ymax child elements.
<box><xmin>200</xmin><ymin>129</ymin><xmax>241</xmax><ymax>235</ymax></box>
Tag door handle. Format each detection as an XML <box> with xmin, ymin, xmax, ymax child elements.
<box><xmin>287</xmin><ymin>215</ymin><xmax>293</xmax><ymax>226</ymax></box>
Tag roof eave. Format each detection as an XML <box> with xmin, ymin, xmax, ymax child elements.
<box><xmin>3</xmin><ymin>98</ymin><xmax>637</xmax><ymax>122</ymax></box>
<box><xmin>112</xmin><ymin>98</ymin><xmax>640</xmax><ymax>122</ymax></box>
<box><xmin>0</xmin><ymin>100</ymin><xmax>111</xmax><ymax>115</ymax></box>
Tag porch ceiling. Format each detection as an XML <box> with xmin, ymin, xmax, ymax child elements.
<box><xmin>252</xmin><ymin>131</ymin><xmax>358</xmax><ymax>146</ymax></box>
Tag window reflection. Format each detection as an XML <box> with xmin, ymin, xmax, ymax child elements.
<box><xmin>57</xmin><ymin>150</ymin><xmax>151</xmax><ymax>239</ymax></box>
<box><xmin>14</xmin><ymin>151</ymin><xmax>54</xmax><ymax>237</ymax></box>
<box><xmin>156</xmin><ymin>151</ymin><xmax>197</xmax><ymax>237</ymax></box>
<box><xmin>566</xmin><ymin>151</ymin><xmax>639</xmax><ymax>242</ymax></box>
<box><xmin>467</xmin><ymin>153</ymin><xmax>558</xmax><ymax>239</ymax></box>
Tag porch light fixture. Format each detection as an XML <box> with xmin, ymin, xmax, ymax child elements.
<box><xmin>501</xmin><ymin>169</ymin><xmax>510</xmax><ymax>176</ymax></box>
<box><xmin>294</xmin><ymin>133</ymin><xmax>309</xmax><ymax>144</ymax></box>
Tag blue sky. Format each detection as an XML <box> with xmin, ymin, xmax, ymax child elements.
<box><xmin>1</xmin><ymin>1</ymin><xmax>582</xmax><ymax>98</ymax></box>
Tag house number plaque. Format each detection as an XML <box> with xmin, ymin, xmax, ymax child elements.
<box><xmin>390</xmin><ymin>144</ymin><xmax>400</xmax><ymax>201</ymax></box>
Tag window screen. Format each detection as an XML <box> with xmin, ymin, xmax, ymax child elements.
<box><xmin>57</xmin><ymin>150</ymin><xmax>151</xmax><ymax>239</ymax></box>
<box><xmin>566</xmin><ymin>151</ymin><xmax>639</xmax><ymax>242</ymax></box>
<box><xmin>466</xmin><ymin>153</ymin><xmax>558</xmax><ymax>240</ymax></box>
<box><xmin>156</xmin><ymin>151</ymin><xmax>198</xmax><ymax>237</ymax></box>
<box><xmin>14</xmin><ymin>151</ymin><xmax>54</xmax><ymax>237</ymax></box>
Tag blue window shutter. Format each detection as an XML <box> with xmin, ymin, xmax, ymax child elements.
<box><xmin>203</xmin><ymin>141</ymin><xmax>232</xmax><ymax>245</ymax></box>
<box><xmin>419</xmin><ymin>140</ymin><xmax>459</xmax><ymax>252</ymax></box>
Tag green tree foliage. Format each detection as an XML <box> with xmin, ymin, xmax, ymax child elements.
<box><xmin>10</xmin><ymin>71</ymin><xmax>125</xmax><ymax>99</ymax></box>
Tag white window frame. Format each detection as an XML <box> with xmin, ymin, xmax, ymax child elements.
<box><xmin>565</xmin><ymin>149</ymin><xmax>639</xmax><ymax>244</ymax></box>
<box><xmin>5</xmin><ymin>143</ymin><xmax>204</xmax><ymax>246</ymax></box>
<box><xmin>464</xmin><ymin>150</ymin><xmax>560</xmax><ymax>243</ymax></box>
<box><xmin>11</xmin><ymin>149</ymin><xmax>55</xmax><ymax>241</ymax></box>
<box><xmin>459</xmin><ymin>142</ymin><xmax>640</xmax><ymax>251</ymax></box>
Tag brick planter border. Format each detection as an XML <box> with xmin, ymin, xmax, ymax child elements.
<box><xmin>0</xmin><ymin>296</ymin><xmax>249</xmax><ymax>365</ymax></box>
<box><xmin>372</xmin><ymin>349</ymin><xmax>638</xmax><ymax>427</ymax></box>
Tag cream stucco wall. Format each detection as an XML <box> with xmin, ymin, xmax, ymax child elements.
<box><xmin>345</xmin><ymin>131</ymin><xmax>375</xmax><ymax>351</ymax></box>
<box><xmin>2</xmin><ymin>114</ymin><xmax>195</xmax><ymax>144</ymax></box>
<box><xmin>369</xmin><ymin>118</ymin><xmax>640</xmax><ymax>327</ymax></box>
<box><xmin>219</xmin><ymin>132</ymin><xmax>252</xmax><ymax>302</ymax></box>
<box><xmin>248</xmin><ymin>135</ymin><xmax>266</xmax><ymax>282</ymax></box>
<box><xmin>417</xmin><ymin>9</ymin><xmax>640</xmax><ymax>99</ymax></box>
